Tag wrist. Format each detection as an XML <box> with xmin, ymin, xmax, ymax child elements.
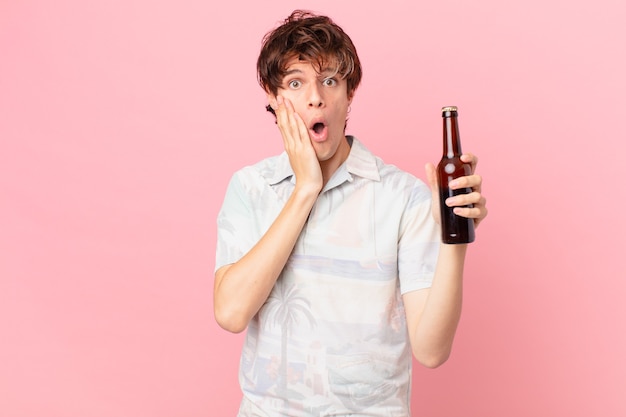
<box><xmin>439</xmin><ymin>242</ymin><xmax>468</xmax><ymax>260</ymax></box>
<box><xmin>290</xmin><ymin>185</ymin><xmax>320</xmax><ymax>207</ymax></box>
<box><xmin>293</xmin><ymin>182</ymin><xmax>321</xmax><ymax>198</ymax></box>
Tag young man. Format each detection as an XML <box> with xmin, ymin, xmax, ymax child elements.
<box><xmin>214</xmin><ymin>10</ymin><xmax>488</xmax><ymax>417</ymax></box>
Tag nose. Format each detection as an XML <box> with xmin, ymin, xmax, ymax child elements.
<box><xmin>307</xmin><ymin>83</ymin><xmax>324</xmax><ymax>108</ymax></box>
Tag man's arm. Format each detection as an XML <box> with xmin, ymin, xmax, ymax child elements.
<box><xmin>214</xmin><ymin>186</ymin><xmax>318</xmax><ymax>333</ymax></box>
<box><xmin>214</xmin><ymin>96</ymin><xmax>322</xmax><ymax>333</ymax></box>
<box><xmin>403</xmin><ymin>154</ymin><xmax>487</xmax><ymax>367</ymax></box>
<box><xmin>403</xmin><ymin>244</ymin><xmax>466</xmax><ymax>368</ymax></box>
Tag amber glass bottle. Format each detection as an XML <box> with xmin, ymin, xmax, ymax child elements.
<box><xmin>436</xmin><ymin>106</ymin><xmax>475</xmax><ymax>244</ymax></box>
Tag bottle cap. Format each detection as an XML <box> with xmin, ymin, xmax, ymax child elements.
<box><xmin>441</xmin><ymin>106</ymin><xmax>458</xmax><ymax>113</ymax></box>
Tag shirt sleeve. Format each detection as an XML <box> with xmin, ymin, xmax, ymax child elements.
<box><xmin>214</xmin><ymin>170</ymin><xmax>257</xmax><ymax>272</ymax></box>
<box><xmin>397</xmin><ymin>179</ymin><xmax>441</xmax><ymax>294</ymax></box>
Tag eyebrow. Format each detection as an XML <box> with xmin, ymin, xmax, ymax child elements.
<box><xmin>283</xmin><ymin>68</ymin><xmax>339</xmax><ymax>78</ymax></box>
<box><xmin>283</xmin><ymin>69</ymin><xmax>303</xmax><ymax>76</ymax></box>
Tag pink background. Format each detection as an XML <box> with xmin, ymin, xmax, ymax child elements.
<box><xmin>1</xmin><ymin>0</ymin><xmax>624</xmax><ymax>416</ymax></box>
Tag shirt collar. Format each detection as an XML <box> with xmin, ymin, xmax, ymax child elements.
<box><xmin>345</xmin><ymin>136</ymin><xmax>381</xmax><ymax>182</ymax></box>
<box><xmin>265</xmin><ymin>135</ymin><xmax>381</xmax><ymax>186</ymax></box>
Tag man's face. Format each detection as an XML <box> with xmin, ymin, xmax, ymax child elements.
<box><xmin>268</xmin><ymin>57</ymin><xmax>353</xmax><ymax>164</ymax></box>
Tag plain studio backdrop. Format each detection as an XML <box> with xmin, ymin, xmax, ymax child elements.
<box><xmin>1</xmin><ymin>0</ymin><xmax>624</xmax><ymax>416</ymax></box>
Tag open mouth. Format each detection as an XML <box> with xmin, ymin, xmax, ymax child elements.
<box><xmin>312</xmin><ymin>122</ymin><xmax>325</xmax><ymax>135</ymax></box>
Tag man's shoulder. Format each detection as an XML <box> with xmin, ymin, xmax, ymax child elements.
<box><xmin>230</xmin><ymin>152</ymin><xmax>290</xmax><ymax>186</ymax></box>
<box><xmin>376</xmin><ymin>159</ymin><xmax>424</xmax><ymax>188</ymax></box>
<box><xmin>349</xmin><ymin>137</ymin><xmax>428</xmax><ymax>194</ymax></box>
<box><xmin>364</xmin><ymin>158</ymin><xmax>431</xmax><ymax>210</ymax></box>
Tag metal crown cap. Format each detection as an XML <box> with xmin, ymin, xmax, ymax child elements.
<box><xmin>441</xmin><ymin>106</ymin><xmax>458</xmax><ymax>112</ymax></box>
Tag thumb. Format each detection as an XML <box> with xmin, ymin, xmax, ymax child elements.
<box><xmin>425</xmin><ymin>162</ymin><xmax>442</xmax><ymax>225</ymax></box>
<box><xmin>424</xmin><ymin>162</ymin><xmax>438</xmax><ymax>192</ymax></box>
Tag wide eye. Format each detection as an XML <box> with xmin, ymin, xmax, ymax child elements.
<box><xmin>288</xmin><ymin>79</ymin><xmax>302</xmax><ymax>89</ymax></box>
<box><xmin>323</xmin><ymin>78</ymin><xmax>338</xmax><ymax>87</ymax></box>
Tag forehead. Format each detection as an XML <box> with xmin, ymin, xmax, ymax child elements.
<box><xmin>283</xmin><ymin>55</ymin><xmax>339</xmax><ymax>75</ymax></box>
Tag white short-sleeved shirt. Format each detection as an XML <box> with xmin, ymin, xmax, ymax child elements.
<box><xmin>216</xmin><ymin>137</ymin><xmax>440</xmax><ymax>417</ymax></box>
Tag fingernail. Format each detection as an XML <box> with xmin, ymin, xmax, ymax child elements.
<box><xmin>448</xmin><ymin>180</ymin><xmax>458</xmax><ymax>188</ymax></box>
<box><xmin>446</xmin><ymin>197</ymin><xmax>456</xmax><ymax>206</ymax></box>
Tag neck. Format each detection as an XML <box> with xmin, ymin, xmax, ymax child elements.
<box><xmin>319</xmin><ymin>136</ymin><xmax>351</xmax><ymax>187</ymax></box>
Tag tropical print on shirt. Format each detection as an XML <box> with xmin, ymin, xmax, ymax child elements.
<box><xmin>216</xmin><ymin>137</ymin><xmax>440</xmax><ymax>417</ymax></box>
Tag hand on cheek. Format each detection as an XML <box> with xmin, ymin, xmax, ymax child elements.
<box><xmin>272</xmin><ymin>95</ymin><xmax>322</xmax><ymax>193</ymax></box>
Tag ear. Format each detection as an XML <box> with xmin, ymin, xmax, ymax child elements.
<box><xmin>347</xmin><ymin>90</ymin><xmax>355</xmax><ymax>106</ymax></box>
<box><xmin>267</xmin><ymin>93</ymin><xmax>278</xmax><ymax>110</ymax></box>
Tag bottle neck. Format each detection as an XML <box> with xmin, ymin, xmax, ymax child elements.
<box><xmin>443</xmin><ymin>113</ymin><xmax>462</xmax><ymax>158</ymax></box>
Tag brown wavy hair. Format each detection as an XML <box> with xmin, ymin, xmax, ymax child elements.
<box><xmin>257</xmin><ymin>10</ymin><xmax>362</xmax><ymax>100</ymax></box>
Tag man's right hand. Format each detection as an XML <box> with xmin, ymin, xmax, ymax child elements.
<box><xmin>272</xmin><ymin>95</ymin><xmax>323</xmax><ymax>194</ymax></box>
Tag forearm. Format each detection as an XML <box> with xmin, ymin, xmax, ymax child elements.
<box><xmin>410</xmin><ymin>243</ymin><xmax>467</xmax><ymax>367</ymax></box>
<box><xmin>214</xmin><ymin>186</ymin><xmax>318</xmax><ymax>333</ymax></box>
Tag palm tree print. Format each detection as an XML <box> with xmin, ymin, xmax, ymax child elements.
<box><xmin>263</xmin><ymin>279</ymin><xmax>316</xmax><ymax>393</ymax></box>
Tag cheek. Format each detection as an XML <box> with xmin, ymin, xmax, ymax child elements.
<box><xmin>281</xmin><ymin>90</ymin><xmax>304</xmax><ymax>106</ymax></box>
<box><xmin>329</xmin><ymin>101</ymin><xmax>349</xmax><ymax>120</ymax></box>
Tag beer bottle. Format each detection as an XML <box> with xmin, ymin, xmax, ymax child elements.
<box><xmin>436</xmin><ymin>106</ymin><xmax>475</xmax><ymax>244</ymax></box>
